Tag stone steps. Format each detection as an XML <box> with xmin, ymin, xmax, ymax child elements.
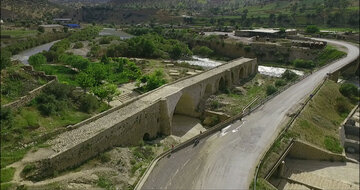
<box><xmin>286</xmin><ymin>169</ymin><xmax>359</xmax><ymax>190</ymax></box>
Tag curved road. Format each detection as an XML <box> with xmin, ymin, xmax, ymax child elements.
<box><xmin>141</xmin><ymin>39</ymin><xmax>359</xmax><ymax>189</ymax></box>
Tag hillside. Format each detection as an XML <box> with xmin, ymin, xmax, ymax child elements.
<box><xmin>1</xmin><ymin>0</ymin><xmax>65</xmax><ymax>20</ymax></box>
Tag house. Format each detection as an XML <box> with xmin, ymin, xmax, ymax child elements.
<box><xmin>39</xmin><ymin>24</ymin><xmax>64</xmax><ymax>32</ymax></box>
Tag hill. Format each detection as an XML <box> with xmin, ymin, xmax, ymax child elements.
<box><xmin>1</xmin><ymin>0</ymin><xmax>65</xmax><ymax>20</ymax></box>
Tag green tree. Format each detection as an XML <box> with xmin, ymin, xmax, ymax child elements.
<box><xmin>28</xmin><ymin>53</ymin><xmax>47</xmax><ymax>66</ymax></box>
<box><xmin>92</xmin><ymin>84</ymin><xmax>119</xmax><ymax>103</ymax></box>
<box><xmin>282</xmin><ymin>70</ymin><xmax>298</xmax><ymax>81</ymax></box>
<box><xmin>86</xmin><ymin>63</ymin><xmax>107</xmax><ymax>85</ymax></box>
<box><xmin>76</xmin><ymin>72</ymin><xmax>95</xmax><ymax>92</ymax></box>
<box><xmin>339</xmin><ymin>83</ymin><xmax>358</xmax><ymax>99</ymax></box>
<box><xmin>305</xmin><ymin>25</ymin><xmax>320</xmax><ymax>34</ymax></box>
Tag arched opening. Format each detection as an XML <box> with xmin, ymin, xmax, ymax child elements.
<box><xmin>204</xmin><ymin>84</ymin><xmax>212</xmax><ymax>97</ymax></box>
<box><xmin>171</xmin><ymin>92</ymin><xmax>205</xmax><ymax>137</ymax></box>
<box><xmin>218</xmin><ymin>77</ymin><xmax>226</xmax><ymax>92</ymax></box>
<box><xmin>143</xmin><ymin>133</ymin><xmax>150</xmax><ymax>141</ymax></box>
<box><xmin>239</xmin><ymin>67</ymin><xmax>245</xmax><ymax>79</ymax></box>
<box><xmin>174</xmin><ymin>93</ymin><xmax>195</xmax><ymax>116</ymax></box>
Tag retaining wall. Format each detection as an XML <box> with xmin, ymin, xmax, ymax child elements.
<box><xmin>2</xmin><ymin>65</ymin><xmax>57</xmax><ymax>110</ymax></box>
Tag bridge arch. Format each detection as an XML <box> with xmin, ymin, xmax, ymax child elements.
<box><xmin>218</xmin><ymin>77</ymin><xmax>227</xmax><ymax>92</ymax></box>
<box><xmin>239</xmin><ymin>67</ymin><xmax>246</xmax><ymax>79</ymax></box>
<box><xmin>204</xmin><ymin>83</ymin><xmax>213</xmax><ymax>97</ymax></box>
<box><xmin>174</xmin><ymin>92</ymin><xmax>196</xmax><ymax>117</ymax></box>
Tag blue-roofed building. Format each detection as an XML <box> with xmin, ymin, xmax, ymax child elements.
<box><xmin>65</xmin><ymin>24</ymin><xmax>80</xmax><ymax>29</ymax></box>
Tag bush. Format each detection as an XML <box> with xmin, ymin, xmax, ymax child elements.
<box><xmin>275</xmin><ymin>79</ymin><xmax>287</xmax><ymax>87</ymax></box>
<box><xmin>339</xmin><ymin>83</ymin><xmax>358</xmax><ymax>98</ymax></box>
<box><xmin>28</xmin><ymin>53</ymin><xmax>47</xmax><ymax>66</ymax></box>
<box><xmin>73</xmin><ymin>42</ymin><xmax>84</xmax><ymax>49</ymax></box>
<box><xmin>305</xmin><ymin>25</ymin><xmax>320</xmax><ymax>34</ymax></box>
<box><xmin>335</xmin><ymin>97</ymin><xmax>352</xmax><ymax>114</ymax></box>
<box><xmin>79</xmin><ymin>94</ymin><xmax>100</xmax><ymax>113</ymax></box>
<box><xmin>281</xmin><ymin>70</ymin><xmax>298</xmax><ymax>81</ymax></box>
<box><xmin>293</xmin><ymin>59</ymin><xmax>315</xmax><ymax>69</ymax></box>
<box><xmin>244</xmin><ymin>45</ymin><xmax>251</xmax><ymax>52</ymax></box>
<box><xmin>22</xmin><ymin>164</ymin><xmax>36</xmax><ymax>175</ymax></box>
<box><xmin>266</xmin><ymin>85</ymin><xmax>278</xmax><ymax>96</ymax></box>
<box><xmin>192</xmin><ymin>46</ymin><xmax>214</xmax><ymax>57</ymax></box>
<box><xmin>142</xmin><ymin>70</ymin><xmax>167</xmax><ymax>92</ymax></box>
<box><xmin>1</xmin><ymin>167</ymin><xmax>15</xmax><ymax>183</ymax></box>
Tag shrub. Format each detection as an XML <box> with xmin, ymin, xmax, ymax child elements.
<box><xmin>79</xmin><ymin>94</ymin><xmax>100</xmax><ymax>113</ymax></box>
<box><xmin>275</xmin><ymin>79</ymin><xmax>287</xmax><ymax>87</ymax></box>
<box><xmin>73</xmin><ymin>42</ymin><xmax>84</xmax><ymax>49</ymax></box>
<box><xmin>293</xmin><ymin>59</ymin><xmax>315</xmax><ymax>69</ymax></box>
<box><xmin>142</xmin><ymin>70</ymin><xmax>167</xmax><ymax>92</ymax></box>
<box><xmin>281</xmin><ymin>70</ymin><xmax>298</xmax><ymax>81</ymax></box>
<box><xmin>244</xmin><ymin>45</ymin><xmax>251</xmax><ymax>52</ymax></box>
<box><xmin>28</xmin><ymin>53</ymin><xmax>47</xmax><ymax>66</ymax></box>
<box><xmin>22</xmin><ymin>164</ymin><xmax>36</xmax><ymax>175</ymax></box>
<box><xmin>305</xmin><ymin>25</ymin><xmax>320</xmax><ymax>34</ymax></box>
<box><xmin>339</xmin><ymin>83</ymin><xmax>358</xmax><ymax>98</ymax></box>
<box><xmin>192</xmin><ymin>46</ymin><xmax>214</xmax><ymax>57</ymax></box>
<box><xmin>335</xmin><ymin>97</ymin><xmax>351</xmax><ymax>114</ymax></box>
<box><xmin>266</xmin><ymin>85</ymin><xmax>278</xmax><ymax>96</ymax></box>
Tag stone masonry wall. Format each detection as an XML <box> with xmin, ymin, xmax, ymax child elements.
<box><xmin>2</xmin><ymin>65</ymin><xmax>57</xmax><ymax>110</ymax></box>
<box><xmin>48</xmin><ymin>101</ymin><xmax>162</xmax><ymax>172</ymax></box>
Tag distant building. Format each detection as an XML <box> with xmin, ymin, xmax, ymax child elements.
<box><xmin>39</xmin><ymin>24</ymin><xmax>64</xmax><ymax>32</ymax></box>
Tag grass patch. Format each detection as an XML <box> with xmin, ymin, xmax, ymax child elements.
<box><xmin>33</xmin><ymin>65</ymin><xmax>78</xmax><ymax>86</ymax></box>
<box><xmin>289</xmin><ymin>80</ymin><xmax>354</xmax><ymax>153</ymax></box>
<box><xmin>0</xmin><ymin>183</ymin><xmax>13</xmax><ymax>190</ymax></box>
<box><xmin>250</xmin><ymin>178</ymin><xmax>277</xmax><ymax>190</ymax></box>
<box><xmin>315</xmin><ymin>45</ymin><xmax>347</xmax><ymax>66</ymax></box>
<box><xmin>0</xmin><ymin>167</ymin><xmax>15</xmax><ymax>183</ymax></box>
<box><xmin>1</xmin><ymin>30</ymin><xmax>37</xmax><ymax>38</ymax></box>
<box><xmin>97</xmin><ymin>176</ymin><xmax>115</xmax><ymax>190</ymax></box>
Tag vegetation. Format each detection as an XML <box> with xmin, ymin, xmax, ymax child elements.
<box><xmin>0</xmin><ymin>82</ymin><xmax>109</xmax><ymax>168</ymax></box>
<box><xmin>315</xmin><ymin>46</ymin><xmax>347</xmax><ymax>66</ymax></box>
<box><xmin>305</xmin><ymin>25</ymin><xmax>320</xmax><ymax>34</ymax></box>
<box><xmin>1</xmin><ymin>167</ymin><xmax>15</xmax><ymax>183</ymax></box>
<box><xmin>1</xmin><ymin>62</ymin><xmax>48</xmax><ymax>104</ymax></box>
<box><xmin>289</xmin><ymin>80</ymin><xmax>355</xmax><ymax>152</ymax></box>
<box><xmin>192</xmin><ymin>46</ymin><xmax>214</xmax><ymax>57</ymax></box>
<box><xmin>281</xmin><ymin>70</ymin><xmax>298</xmax><ymax>81</ymax></box>
<box><xmin>339</xmin><ymin>83</ymin><xmax>358</xmax><ymax>99</ymax></box>
<box><xmin>266</xmin><ymin>85</ymin><xmax>278</xmax><ymax>96</ymax></box>
<box><xmin>106</xmin><ymin>34</ymin><xmax>192</xmax><ymax>60</ymax></box>
<box><xmin>138</xmin><ymin>70</ymin><xmax>167</xmax><ymax>92</ymax></box>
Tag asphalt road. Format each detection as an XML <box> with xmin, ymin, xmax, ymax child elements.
<box><xmin>141</xmin><ymin>39</ymin><xmax>359</xmax><ymax>190</ymax></box>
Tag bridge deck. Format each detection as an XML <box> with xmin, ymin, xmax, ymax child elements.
<box><xmin>48</xmin><ymin>58</ymin><xmax>253</xmax><ymax>155</ymax></box>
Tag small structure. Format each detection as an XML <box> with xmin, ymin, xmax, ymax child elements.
<box><xmin>65</xmin><ymin>24</ymin><xmax>81</xmax><ymax>29</ymax></box>
<box><xmin>39</xmin><ymin>24</ymin><xmax>64</xmax><ymax>32</ymax></box>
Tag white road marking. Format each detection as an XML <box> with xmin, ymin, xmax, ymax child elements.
<box><xmin>232</xmin><ymin>121</ymin><xmax>246</xmax><ymax>133</ymax></box>
<box><xmin>220</xmin><ymin>125</ymin><xmax>232</xmax><ymax>136</ymax></box>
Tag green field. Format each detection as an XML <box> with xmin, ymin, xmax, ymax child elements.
<box><xmin>1</xmin><ymin>30</ymin><xmax>38</xmax><ymax>38</ymax></box>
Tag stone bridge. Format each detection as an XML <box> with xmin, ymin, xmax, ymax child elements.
<box><xmin>32</xmin><ymin>58</ymin><xmax>257</xmax><ymax>178</ymax></box>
